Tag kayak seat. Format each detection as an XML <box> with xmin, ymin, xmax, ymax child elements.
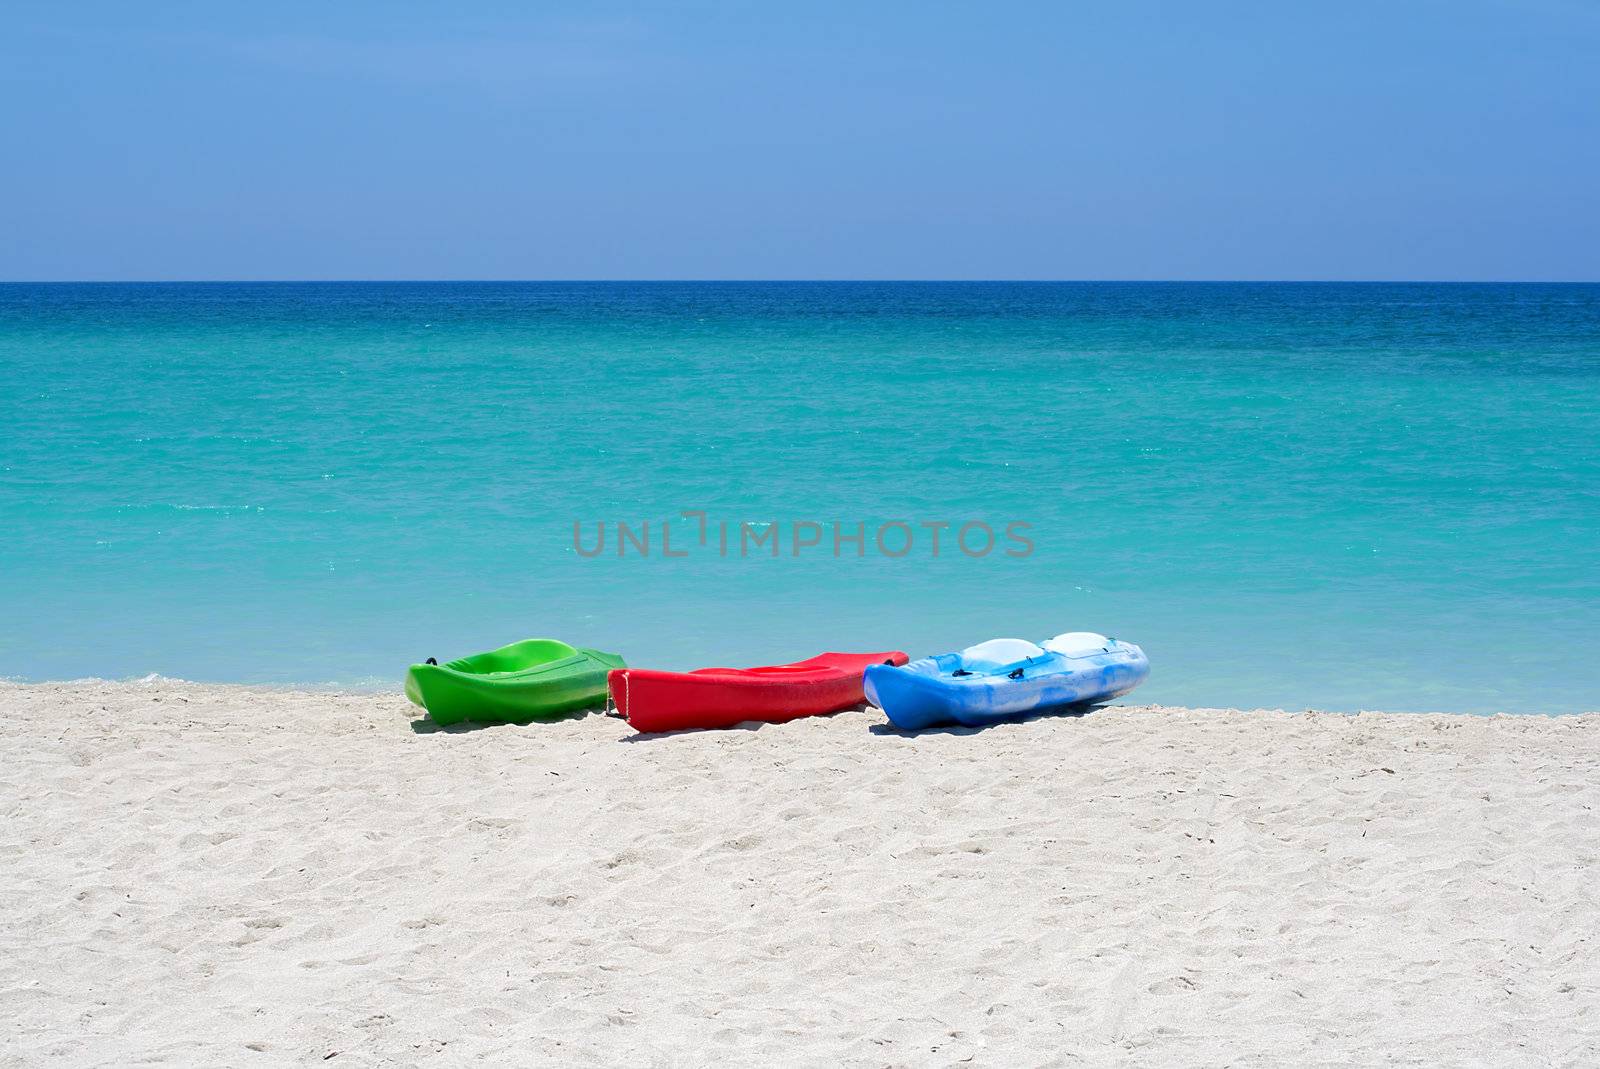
<box><xmin>958</xmin><ymin>638</ymin><xmax>1046</xmax><ymax>673</ymax></box>
<box><xmin>1041</xmin><ymin>632</ymin><xmax>1114</xmax><ymax>658</ymax></box>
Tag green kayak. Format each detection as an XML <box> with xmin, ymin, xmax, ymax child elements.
<box><xmin>405</xmin><ymin>638</ymin><xmax>625</xmax><ymax>726</ymax></box>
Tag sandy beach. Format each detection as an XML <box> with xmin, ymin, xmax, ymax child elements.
<box><xmin>2</xmin><ymin>681</ymin><xmax>1597</xmax><ymax>1067</ymax></box>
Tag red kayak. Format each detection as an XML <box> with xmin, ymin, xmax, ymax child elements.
<box><xmin>609</xmin><ymin>651</ymin><xmax>909</xmax><ymax>733</ymax></box>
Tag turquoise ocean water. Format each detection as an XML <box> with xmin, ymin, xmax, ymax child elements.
<box><xmin>2</xmin><ymin>282</ymin><xmax>1596</xmax><ymax>713</ymax></box>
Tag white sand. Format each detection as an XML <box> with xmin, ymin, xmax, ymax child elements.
<box><xmin>2</xmin><ymin>681</ymin><xmax>1597</xmax><ymax>1067</ymax></box>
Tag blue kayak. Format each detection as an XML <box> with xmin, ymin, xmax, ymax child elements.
<box><xmin>863</xmin><ymin>632</ymin><xmax>1149</xmax><ymax>730</ymax></box>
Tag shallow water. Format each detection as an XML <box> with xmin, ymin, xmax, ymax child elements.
<box><xmin>3</xmin><ymin>282</ymin><xmax>1596</xmax><ymax>712</ymax></box>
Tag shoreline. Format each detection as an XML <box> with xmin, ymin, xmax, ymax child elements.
<box><xmin>4</xmin><ymin>681</ymin><xmax>1597</xmax><ymax>1063</ymax></box>
<box><xmin>4</xmin><ymin>677</ymin><xmax>1595</xmax><ymax>718</ymax></box>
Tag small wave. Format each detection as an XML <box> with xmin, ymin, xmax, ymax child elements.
<box><xmin>0</xmin><ymin>673</ymin><xmax>197</xmax><ymax>686</ymax></box>
<box><xmin>329</xmin><ymin>676</ymin><xmax>397</xmax><ymax>692</ymax></box>
<box><xmin>131</xmin><ymin>672</ymin><xmax>191</xmax><ymax>685</ymax></box>
<box><xmin>115</xmin><ymin>503</ymin><xmax>265</xmax><ymax>514</ymax></box>
<box><xmin>2</xmin><ymin>673</ymin><xmax>394</xmax><ymax>693</ymax></box>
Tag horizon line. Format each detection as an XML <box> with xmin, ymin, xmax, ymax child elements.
<box><xmin>4</xmin><ymin>278</ymin><xmax>1599</xmax><ymax>286</ymax></box>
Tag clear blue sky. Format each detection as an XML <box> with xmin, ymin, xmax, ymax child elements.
<box><xmin>4</xmin><ymin>1</ymin><xmax>1597</xmax><ymax>280</ymax></box>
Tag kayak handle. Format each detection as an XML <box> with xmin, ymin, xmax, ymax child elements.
<box><xmin>425</xmin><ymin>657</ymin><xmax>438</xmax><ymax>666</ymax></box>
<box><xmin>955</xmin><ymin>653</ymin><xmax>1050</xmax><ymax>681</ymax></box>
